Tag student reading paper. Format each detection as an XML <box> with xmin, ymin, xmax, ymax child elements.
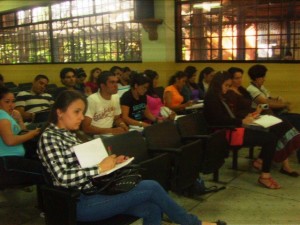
<box><xmin>37</xmin><ymin>90</ymin><xmax>227</xmax><ymax>225</ymax></box>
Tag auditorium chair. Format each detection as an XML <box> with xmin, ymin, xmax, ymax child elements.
<box><xmin>102</xmin><ymin>130</ymin><xmax>172</xmax><ymax>190</ymax></box>
<box><xmin>143</xmin><ymin>121</ymin><xmax>204</xmax><ymax>194</ymax></box>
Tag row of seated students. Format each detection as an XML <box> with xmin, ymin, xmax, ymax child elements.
<box><xmin>1</xmin><ymin>63</ymin><xmax>300</xmax><ymax>221</ymax></box>
<box><xmin>0</xmin><ymin>69</ymin><xmax>226</xmax><ymax>224</ymax></box>
<box><xmin>0</xmin><ymin>86</ymin><xmax>226</xmax><ymax>225</ymax></box>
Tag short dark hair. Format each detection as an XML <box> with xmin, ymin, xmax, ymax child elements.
<box><xmin>248</xmin><ymin>64</ymin><xmax>267</xmax><ymax>81</ymax></box>
<box><xmin>130</xmin><ymin>72</ymin><xmax>151</xmax><ymax>88</ymax></box>
<box><xmin>184</xmin><ymin>66</ymin><xmax>197</xmax><ymax>79</ymax></box>
<box><xmin>97</xmin><ymin>71</ymin><xmax>115</xmax><ymax>86</ymax></box>
<box><xmin>75</xmin><ymin>68</ymin><xmax>87</xmax><ymax>78</ymax></box>
<box><xmin>60</xmin><ymin>68</ymin><xmax>76</xmax><ymax>79</ymax></box>
<box><xmin>34</xmin><ymin>74</ymin><xmax>49</xmax><ymax>82</ymax></box>
<box><xmin>110</xmin><ymin>66</ymin><xmax>122</xmax><ymax>75</ymax></box>
<box><xmin>228</xmin><ymin>67</ymin><xmax>244</xmax><ymax>77</ymax></box>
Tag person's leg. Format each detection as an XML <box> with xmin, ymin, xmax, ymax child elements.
<box><xmin>243</xmin><ymin>129</ymin><xmax>277</xmax><ymax>173</ymax></box>
<box><xmin>77</xmin><ymin>180</ymin><xmax>200</xmax><ymax>225</ymax></box>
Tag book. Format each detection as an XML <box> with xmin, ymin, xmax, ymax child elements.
<box><xmin>73</xmin><ymin>138</ymin><xmax>134</xmax><ymax>177</ymax></box>
<box><xmin>185</xmin><ymin>103</ymin><xmax>204</xmax><ymax>110</ymax></box>
<box><xmin>251</xmin><ymin>115</ymin><xmax>282</xmax><ymax>128</ymax></box>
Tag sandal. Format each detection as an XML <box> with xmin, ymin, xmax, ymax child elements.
<box><xmin>252</xmin><ymin>159</ymin><xmax>262</xmax><ymax>171</ymax></box>
<box><xmin>258</xmin><ymin>176</ymin><xmax>281</xmax><ymax>189</ymax></box>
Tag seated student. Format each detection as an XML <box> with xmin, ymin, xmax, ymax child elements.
<box><xmin>75</xmin><ymin>68</ymin><xmax>92</xmax><ymax>96</ymax></box>
<box><xmin>37</xmin><ymin>90</ymin><xmax>226</xmax><ymax>225</ymax></box>
<box><xmin>246</xmin><ymin>64</ymin><xmax>300</xmax><ymax>128</ymax></box>
<box><xmin>53</xmin><ymin>67</ymin><xmax>81</xmax><ymax>99</ymax></box>
<box><xmin>120</xmin><ymin>73</ymin><xmax>158</xmax><ymax>128</ymax></box>
<box><xmin>198</xmin><ymin>67</ymin><xmax>215</xmax><ymax>98</ymax></box>
<box><xmin>0</xmin><ymin>86</ymin><xmax>43</xmax><ymax>188</ymax></box>
<box><xmin>183</xmin><ymin>66</ymin><xmax>201</xmax><ymax>101</ymax></box>
<box><xmin>85</xmin><ymin>67</ymin><xmax>101</xmax><ymax>94</ymax></box>
<box><xmin>144</xmin><ymin>69</ymin><xmax>175</xmax><ymax>120</ymax></box>
<box><xmin>225</xmin><ymin>67</ymin><xmax>300</xmax><ymax>177</ymax></box>
<box><xmin>82</xmin><ymin>71</ymin><xmax>128</xmax><ymax>136</ymax></box>
<box><xmin>204</xmin><ymin>71</ymin><xmax>282</xmax><ymax>189</ymax></box>
<box><xmin>164</xmin><ymin>71</ymin><xmax>193</xmax><ymax>113</ymax></box>
<box><xmin>15</xmin><ymin>74</ymin><xmax>54</xmax><ymax>122</ymax></box>
<box><xmin>110</xmin><ymin>66</ymin><xmax>130</xmax><ymax>97</ymax></box>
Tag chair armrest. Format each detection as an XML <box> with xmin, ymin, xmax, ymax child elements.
<box><xmin>181</xmin><ymin>135</ymin><xmax>209</xmax><ymax>142</ymax></box>
<box><xmin>148</xmin><ymin>147</ymin><xmax>182</xmax><ymax>154</ymax></box>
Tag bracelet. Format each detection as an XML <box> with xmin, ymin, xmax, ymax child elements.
<box><xmin>139</xmin><ymin>121</ymin><xmax>143</xmax><ymax>127</ymax></box>
<box><xmin>119</xmin><ymin>122</ymin><xmax>125</xmax><ymax>126</ymax></box>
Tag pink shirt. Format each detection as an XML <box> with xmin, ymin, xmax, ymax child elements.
<box><xmin>147</xmin><ymin>95</ymin><xmax>164</xmax><ymax>117</ymax></box>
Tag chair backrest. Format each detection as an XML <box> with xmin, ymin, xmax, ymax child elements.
<box><xmin>176</xmin><ymin>112</ymin><xmax>208</xmax><ymax>136</ymax></box>
<box><xmin>4</xmin><ymin>82</ymin><xmax>17</xmax><ymax>88</ymax></box>
<box><xmin>102</xmin><ymin>131</ymin><xmax>149</xmax><ymax>163</ymax></box>
<box><xmin>18</xmin><ymin>82</ymin><xmax>32</xmax><ymax>91</ymax></box>
<box><xmin>143</xmin><ymin>121</ymin><xmax>182</xmax><ymax>148</ymax></box>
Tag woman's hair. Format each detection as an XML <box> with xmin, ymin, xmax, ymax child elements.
<box><xmin>130</xmin><ymin>72</ymin><xmax>151</xmax><ymax>88</ymax></box>
<box><xmin>144</xmin><ymin>69</ymin><xmax>158</xmax><ymax>97</ymax></box>
<box><xmin>248</xmin><ymin>64</ymin><xmax>267</xmax><ymax>81</ymax></box>
<box><xmin>228</xmin><ymin>67</ymin><xmax>244</xmax><ymax>76</ymax></box>
<box><xmin>206</xmin><ymin>71</ymin><xmax>232</xmax><ymax>98</ymax></box>
<box><xmin>168</xmin><ymin>71</ymin><xmax>186</xmax><ymax>85</ymax></box>
<box><xmin>0</xmin><ymin>86</ymin><xmax>10</xmax><ymax>100</ymax></box>
<box><xmin>198</xmin><ymin>67</ymin><xmax>215</xmax><ymax>83</ymax></box>
<box><xmin>89</xmin><ymin>67</ymin><xmax>101</xmax><ymax>82</ymax></box>
<box><xmin>184</xmin><ymin>66</ymin><xmax>197</xmax><ymax>79</ymax></box>
<box><xmin>48</xmin><ymin>90</ymin><xmax>87</xmax><ymax>124</ymax></box>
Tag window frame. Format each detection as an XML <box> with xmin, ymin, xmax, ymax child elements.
<box><xmin>175</xmin><ymin>0</ymin><xmax>300</xmax><ymax>63</ymax></box>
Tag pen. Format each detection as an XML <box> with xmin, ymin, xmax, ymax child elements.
<box><xmin>107</xmin><ymin>146</ymin><xmax>112</xmax><ymax>155</ymax></box>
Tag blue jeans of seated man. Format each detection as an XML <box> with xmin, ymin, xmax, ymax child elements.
<box><xmin>77</xmin><ymin>180</ymin><xmax>201</xmax><ymax>225</ymax></box>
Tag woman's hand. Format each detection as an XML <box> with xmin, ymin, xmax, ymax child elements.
<box><xmin>242</xmin><ymin>114</ymin><xmax>255</xmax><ymax>125</ymax></box>
<box><xmin>27</xmin><ymin>128</ymin><xmax>41</xmax><ymax>138</ymax></box>
<box><xmin>98</xmin><ymin>155</ymin><xmax>117</xmax><ymax>172</ymax></box>
<box><xmin>11</xmin><ymin>110</ymin><xmax>23</xmax><ymax>123</ymax></box>
<box><xmin>115</xmin><ymin>155</ymin><xmax>129</xmax><ymax>164</ymax></box>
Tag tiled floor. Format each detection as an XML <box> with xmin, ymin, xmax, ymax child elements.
<box><xmin>1</xmin><ymin>148</ymin><xmax>299</xmax><ymax>225</ymax></box>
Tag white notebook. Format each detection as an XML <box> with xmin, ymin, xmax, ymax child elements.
<box><xmin>73</xmin><ymin>138</ymin><xmax>134</xmax><ymax>177</ymax></box>
<box><xmin>251</xmin><ymin>115</ymin><xmax>282</xmax><ymax>128</ymax></box>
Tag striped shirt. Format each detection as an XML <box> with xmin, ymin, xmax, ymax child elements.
<box><xmin>15</xmin><ymin>91</ymin><xmax>54</xmax><ymax>113</ymax></box>
<box><xmin>37</xmin><ymin>124</ymin><xmax>98</xmax><ymax>190</ymax></box>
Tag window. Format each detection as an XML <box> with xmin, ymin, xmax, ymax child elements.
<box><xmin>0</xmin><ymin>0</ymin><xmax>141</xmax><ymax>64</ymax></box>
<box><xmin>176</xmin><ymin>0</ymin><xmax>300</xmax><ymax>61</ymax></box>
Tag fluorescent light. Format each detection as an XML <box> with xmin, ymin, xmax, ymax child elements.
<box><xmin>194</xmin><ymin>2</ymin><xmax>221</xmax><ymax>11</ymax></box>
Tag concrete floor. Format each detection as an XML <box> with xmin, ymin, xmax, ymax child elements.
<box><xmin>1</xmin><ymin>148</ymin><xmax>299</xmax><ymax>225</ymax></box>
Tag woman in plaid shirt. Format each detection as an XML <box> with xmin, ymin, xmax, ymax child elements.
<box><xmin>37</xmin><ymin>90</ymin><xmax>226</xmax><ymax>225</ymax></box>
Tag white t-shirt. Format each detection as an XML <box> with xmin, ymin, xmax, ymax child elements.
<box><xmin>85</xmin><ymin>92</ymin><xmax>121</xmax><ymax>128</ymax></box>
<box><xmin>247</xmin><ymin>83</ymin><xmax>270</xmax><ymax>108</ymax></box>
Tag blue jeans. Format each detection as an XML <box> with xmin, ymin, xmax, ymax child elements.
<box><xmin>77</xmin><ymin>180</ymin><xmax>201</xmax><ymax>225</ymax></box>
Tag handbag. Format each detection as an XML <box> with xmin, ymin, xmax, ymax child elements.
<box><xmin>81</xmin><ymin>165</ymin><xmax>142</xmax><ymax>195</ymax></box>
<box><xmin>226</xmin><ymin>127</ymin><xmax>245</xmax><ymax>146</ymax></box>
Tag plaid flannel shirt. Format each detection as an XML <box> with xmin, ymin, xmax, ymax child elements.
<box><xmin>37</xmin><ymin>123</ymin><xmax>98</xmax><ymax>190</ymax></box>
